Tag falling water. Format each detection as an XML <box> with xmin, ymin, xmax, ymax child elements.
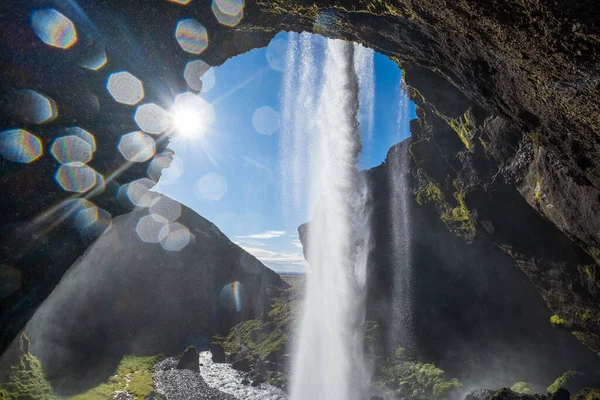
<box><xmin>387</xmin><ymin>93</ymin><xmax>414</xmax><ymax>351</ymax></box>
<box><xmin>281</xmin><ymin>33</ymin><xmax>371</xmax><ymax>400</ymax></box>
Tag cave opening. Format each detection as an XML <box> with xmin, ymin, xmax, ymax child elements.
<box><xmin>2</xmin><ymin>1</ymin><xmax>600</xmax><ymax>399</ymax></box>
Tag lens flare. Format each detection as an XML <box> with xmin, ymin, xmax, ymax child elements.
<box><xmin>183</xmin><ymin>60</ymin><xmax>216</xmax><ymax>92</ymax></box>
<box><xmin>194</xmin><ymin>172</ymin><xmax>227</xmax><ymax>202</ymax></box>
<box><xmin>55</xmin><ymin>162</ymin><xmax>97</xmax><ymax>192</ymax></box>
<box><xmin>165</xmin><ymin>0</ymin><xmax>192</xmax><ymax>4</ymax></box>
<box><xmin>31</xmin><ymin>9</ymin><xmax>78</xmax><ymax>49</ymax></box>
<box><xmin>118</xmin><ymin>131</ymin><xmax>156</xmax><ymax>162</ymax></box>
<box><xmin>107</xmin><ymin>71</ymin><xmax>144</xmax><ymax>105</ymax></box>
<box><xmin>266</xmin><ymin>39</ymin><xmax>286</xmax><ymax>71</ymax></box>
<box><xmin>219</xmin><ymin>281</ymin><xmax>243</xmax><ymax>312</ymax></box>
<box><xmin>211</xmin><ymin>0</ymin><xmax>244</xmax><ymax>27</ymax></box>
<box><xmin>175</xmin><ymin>19</ymin><xmax>208</xmax><ymax>54</ymax></box>
<box><xmin>75</xmin><ymin>206</ymin><xmax>112</xmax><ymax>238</ymax></box>
<box><xmin>136</xmin><ymin>213</ymin><xmax>170</xmax><ymax>243</ymax></box>
<box><xmin>170</xmin><ymin>92</ymin><xmax>214</xmax><ymax>138</ymax></box>
<box><xmin>159</xmin><ymin>222</ymin><xmax>191</xmax><ymax>251</ymax></box>
<box><xmin>252</xmin><ymin>106</ymin><xmax>281</xmax><ymax>135</ymax></box>
<box><xmin>51</xmin><ymin>135</ymin><xmax>93</xmax><ymax>164</ymax></box>
<box><xmin>13</xmin><ymin>89</ymin><xmax>58</xmax><ymax>124</ymax></box>
<box><xmin>150</xmin><ymin>196</ymin><xmax>181</xmax><ymax>222</ymax></box>
<box><xmin>81</xmin><ymin>49</ymin><xmax>107</xmax><ymax>71</ymax></box>
<box><xmin>134</xmin><ymin>103</ymin><xmax>169</xmax><ymax>134</ymax></box>
<box><xmin>0</xmin><ymin>129</ymin><xmax>43</xmax><ymax>163</ymax></box>
<box><xmin>124</xmin><ymin>178</ymin><xmax>159</xmax><ymax>207</ymax></box>
<box><xmin>64</xmin><ymin>127</ymin><xmax>96</xmax><ymax>152</ymax></box>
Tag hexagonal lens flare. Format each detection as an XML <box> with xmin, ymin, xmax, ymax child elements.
<box><xmin>55</xmin><ymin>162</ymin><xmax>97</xmax><ymax>192</ymax></box>
<box><xmin>106</xmin><ymin>71</ymin><xmax>144</xmax><ymax>105</ymax></box>
<box><xmin>123</xmin><ymin>178</ymin><xmax>159</xmax><ymax>207</ymax></box>
<box><xmin>160</xmin><ymin>222</ymin><xmax>191</xmax><ymax>251</ymax></box>
<box><xmin>118</xmin><ymin>131</ymin><xmax>156</xmax><ymax>162</ymax></box>
<box><xmin>75</xmin><ymin>206</ymin><xmax>112</xmax><ymax>238</ymax></box>
<box><xmin>81</xmin><ymin>48</ymin><xmax>107</xmax><ymax>71</ymax></box>
<box><xmin>51</xmin><ymin>135</ymin><xmax>93</xmax><ymax>164</ymax></box>
<box><xmin>211</xmin><ymin>0</ymin><xmax>244</xmax><ymax>27</ymax></box>
<box><xmin>150</xmin><ymin>196</ymin><xmax>182</xmax><ymax>222</ymax></box>
<box><xmin>134</xmin><ymin>103</ymin><xmax>169</xmax><ymax>134</ymax></box>
<box><xmin>31</xmin><ymin>9</ymin><xmax>78</xmax><ymax>49</ymax></box>
<box><xmin>0</xmin><ymin>129</ymin><xmax>43</xmax><ymax>163</ymax></box>
<box><xmin>183</xmin><ymin>60</ymin><xmax>215</xmax><ymax>93</ymax></box>
<box><xmin>175</xmin><ymin>19</ymin><xmax>208</xmax><ymax>54</ymax></box>
<box><xmin>195</xmin><ymin>172</ymin><xmax>227</xmax><ymax>201</ymax></box>
<box><xmin>13</xmin><ymin>89</ymin><xmax>58</xmax><ymax>124</ymax></box>
<box><xmin>252</xmin><ymin>106</ymin><xmax>280</xmax><ymax>136</ymax></box>
<box><xmin>64</xmin><ymin>127</ymin><xmax>96</xmax><ymax>152</ymax></box>
<box><xmin>136</xmin><ymin>214</ymin><xmax>170</xmax><ymax>243</ymax></box>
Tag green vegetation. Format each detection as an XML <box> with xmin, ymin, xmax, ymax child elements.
<box><xmin>416</xmin><ymin>182</ymin><xmax>444</xmax><ymax>206</ymax></box>
<box><xmin>527</xmin><ymin>131</ymin><xmax>542</xmax><ymax>145</ymax></box>
<box><xmin>511</xmin><ymin>382</ymin><xmax>536</xmax><ymax>395</ymax></box>
<box><xmin>535</xmin><ymin>181</ymin><xmax>543</xmax><ymax>203</ymax></box>
<box><xmin>375</xmin><ymin>347</ymin><xmax>462</xmax><ymax>400</ymax></box>
<box><xmin>547</xmin><ymin>371</ymin><xmax>582</xmax><ymax>394</ymax></box>
<box><xmin>441</xmin><ymin>191</ymin><xmax>476</xmax><ymax>236</ymax></box>
<box><xmin>550</xmin><ymin>314</ymin><xmax>568</xmax><ymax>327</ymax></box>
<box><xmin>69</xmin><ymin>355</ymin><xmax>162</xmax><ymax>400</ymax></box>
<box><xmin>0</xmin><ymin>334</ymin><xmax>54</xmax><ymax>400</ymax></box>
<box><xmin>572</xmin><ymin>388</ymin><xmax>600</xmax><ymax>400</ymax></box>
<box><xmin>444</xmin><ymin>112</ymin><xmax>475</xmax><ymax>152</ymax></box>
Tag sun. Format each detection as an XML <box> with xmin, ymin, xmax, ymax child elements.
<box><xmin>169</xmin><ymin>92</ymin><xmax>214</xmax><ymax>139</ymax></box>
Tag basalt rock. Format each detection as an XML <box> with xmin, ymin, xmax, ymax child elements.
<box><xmin>176</xmin><ymin>347</ymin><xmax>200</xmax><ymax>372</ymax></box>
<box><xmin>1</xmin><ymin>0</ymin><xmax>600</xmax><ymax>361</ymax></box>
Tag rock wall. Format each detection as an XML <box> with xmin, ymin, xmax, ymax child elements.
<box><xmin>1</xmin><ymin>0</ymin><xmax>599</xmax><ymax>357</ymax></box>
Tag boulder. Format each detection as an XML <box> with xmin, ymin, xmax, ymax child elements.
<box><xmin>210</xmin><ymin>342</ymin><xmax>226</xmax><ymax>363</ymax></box>
<box><xmin>232</xmin><ymin>358</ymin><xmax>251</xmax><ymax>372</ymax></box>
<box><xmin>549</xmin><ymin>389</ymin><xmax>571</xmax><ymax>400</ymax></box>
<box><xmin>572</xmin><ymin>388</ymin><xmax>600</xmax><ymax>400</ymax></box>
<box><xmin>176</xmin><ymin>346</ymin><xmax>199</xmax><ymax>372</ymax></box>
<box><xmin>251</xmin><ymin>374</ymin><xmax>265</xmax><ymax>387</ymax></box>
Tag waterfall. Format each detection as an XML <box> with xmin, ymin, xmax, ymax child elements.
<box><xmin>281</xmin><ymin>33</ymin><xmax>371</xmax><ymax>400</ymax></box>
<box><xmin>387</xmin><ymin>80</ymin><xmax>414</xmax><ymax>352</ymax></box>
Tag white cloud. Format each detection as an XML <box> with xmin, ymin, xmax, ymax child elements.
<box><xmin>236</xmin><ymin>230</ymin><xmax>286</xmax><ymax>239</ymax></box>
<box><xmin>291</xmin><ymin>238</ymin><xmax>303</xmax><ymax>248</ymax></box>
<box><xmin>239</xmin><ymin>245</ymin><xmax>307</xmax><ymax>273</ymax></box>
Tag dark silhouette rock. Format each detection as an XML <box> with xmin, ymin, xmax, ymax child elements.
<box><xmin>549</xmin><ymin>389</ymin><xmax>571</xmax><ymax>400</ymax></box>
<box><xmin>210</xmin><ymin>342</ymin><xmax>226</xmax><ymax>363</ymax></box>
<box><xmin>251</xmin><ymin>374</ymin><xmax>265</xmax><ymax>387</ymax></box>
<box><xmin>232</xmin><ymin>358</ymin><xmax>252</xmax><ymax>373</ymax></box>
<box><xmin>176</xmin><ymin>346</ymin><xmax>199</xmax><ymax>372</ymax></box>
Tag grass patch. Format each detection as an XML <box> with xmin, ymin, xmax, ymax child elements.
<box><xmin>69</xmin><ymin>355</ymin><xmax>162</xmax><ymax>400</ymax></box>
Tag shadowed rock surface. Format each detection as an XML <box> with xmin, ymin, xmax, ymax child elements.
<box><xmin>12</xmin><ymin>194</ymin><xmax>285</xmax><ymax>394</ymax></box>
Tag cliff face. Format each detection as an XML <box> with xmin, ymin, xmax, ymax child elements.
<box><xmin>1</xmin><ymin>0</ymin><xmax>599</xmax><ymax>356</ymax></box>
<box><xmin>10</xmin><ymin>194</ymin><xmax>285</xmax><ymax>394</ymax></box>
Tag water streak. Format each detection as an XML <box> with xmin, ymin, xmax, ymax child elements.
<box><xmin>282</xmin><ymin>33</ymin><xmax>371</xmax><ymax>400</ymax></box>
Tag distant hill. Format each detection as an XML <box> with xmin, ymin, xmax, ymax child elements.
<box><xmin>19</xmin><ymin>194</ymin><xmax>286</xmax><ymax>395</ymax></box>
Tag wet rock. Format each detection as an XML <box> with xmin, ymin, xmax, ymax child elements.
<box><xmin>176</xmin><ymin>346</ymin><xmax>200</xmax><ymax>372</ymax></box>
<box><xmin>113</xmin><ymin>391</ymin><xmax>134</xmax><ymax>400</ymax></box>
<box><xmin>549</xmin><ymin>389</ymin><xmax>571</xmax><ymax>400</ymax></box>
<box><xmin>232</xmin><ymin>358</ymin><xmax>251</xmax><ymax>372</ymax></box>
<box><xmin>572</xmin><ymin>388</ymin><xmax>600</xmax><ymax>400</ymax></box>
<box><xmin>251</xmin><ymin>374</ymin><xmax>265</xmax><ymax>387</ymax></box>
<box><xmin>210</xmin><ymin>342</ymin><xmax>226</xmax><ymax>363</ymax></box>
<box><xmin>242</xmin><ymin>379</ymin><xmax>251</xmax><ymax>385</ymax></box>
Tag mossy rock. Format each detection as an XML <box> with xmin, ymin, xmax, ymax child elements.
<box><xmin>547</xmin><ymin>371</ymin><xmax>586</xmax><ymax>394</ymax></box>
<box><xmin>0</xmin><ymin>334</ymin><xmax>54</xmax><ymax>400</ymax></box>
<box><xmin>572</xmin><ymin>388</ymin><xmax>600</xmax><ymax>400</ymax></box>
<box><xmin>511</xmin><ymin>382</ymin><xmax>537</xmax><ymax>395</ymax></box>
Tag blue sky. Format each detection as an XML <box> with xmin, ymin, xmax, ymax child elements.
<box><xmin>155</xmin><ymin>32</ymin><xmax>416</xmax><ymax>273</ymax></box>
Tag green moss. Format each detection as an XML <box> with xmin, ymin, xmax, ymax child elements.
<box><xmin>69</xmin><ymin>355</ymin><xmax>162</xmax><ymax>400</ymax></box>
<box><xmin>550</xmin><ymin>314</ymin><xmax>568</xmax><ymax>327</ymax></box>
<box><xmin>0</xmin><ymin>334</ymin><xmax>54</xmax><ymax>400</ymax></box>
<box><xmin>478</xmin><ymin>136</ymin><xmax>488</xmax><ymax>150</ymax></box>
<box><xmin>547</xmin><ymin>371</ymin><xmax>582</xmax><ymax>394</ymax></box>
<box><xmin>511</xmin><ymin>382</ymin><xmax>536</xmax><ymax>395</ymax></box>
<box><xmin>586</xmin><ymin>247</ymin><xmax>600</xmax><ymax>266</ymax></box>
<box><xmin>441</xmin><ymin>192</ymin><xmax>476</xmax><ymax>236</ymax></box>
<box><xmin>375</xmin><ymin>347</ymin><xmax>462</xmax><ymax>400</ymax></box>
<box><xmin>444</xmin><ymin>112</ymin><xmax>475</xmax><ymax>152</ymax></box>
<box><xmin>416</xmin><ymin>182</ymin><xmax>444</xmax><ymax>206</ymax></box>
